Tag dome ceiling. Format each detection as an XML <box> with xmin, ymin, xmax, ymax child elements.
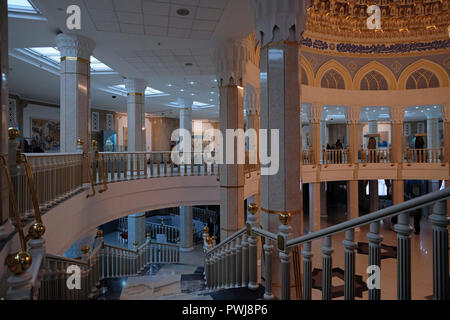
<box><xmin>305</xmin><ymin>0</ymin><xmax>449</xmax><ymax>43</ymax></box>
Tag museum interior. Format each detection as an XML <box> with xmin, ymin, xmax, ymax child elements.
<box><xmin>0</xmin><ymin>0</ymin><xmax>449</xmax><ymax>300</ymax></box>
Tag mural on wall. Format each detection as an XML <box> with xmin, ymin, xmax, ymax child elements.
<box><xmin>31</xmin><ymin>118</ymin><xmax>60</xmax><ymax>152</ymax></box>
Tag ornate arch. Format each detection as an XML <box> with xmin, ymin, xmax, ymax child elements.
<box><xmin>300</xmin><ymin>56</ymin><xmax>314</xmax><ymax>86</ymax></box>
<box><xmin>353</xmin><ymin>61</ymin><xmax>397</xmax><ymax>90</ymax></box>
<box><xmin>398</xmin><ymin>59</ymin><xmax>449</xmax><ymax>89</ymax></box>
<box><xmin>314</xmin><ymin>60</ymin><xmax>352</xmax><ymax>89</ymax></box>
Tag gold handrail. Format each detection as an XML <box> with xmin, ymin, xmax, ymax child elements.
<box><xmin>0</xmin><ymin>155</ymin><xmax>26</xmax><ymax>252</ymax></box>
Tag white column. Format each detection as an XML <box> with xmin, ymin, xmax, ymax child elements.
<box><xmin>125</xmin><ymin>79</ymin><xmax>147</xmax><ymax>152</ymax></box>
<box><xmin>180</xmin><ymin>206</ymin><xmax>194</xmax><ymax>252</ymax></box>
<box><xmin>55</xmin><ymin>33</ymin><xmax>95</xmax><ymax>154</ymax></box>
<box><xmin>216</xmin><ymin>39</ymin><xmax>248</xmax><ymax>240</ymax></box>
<box><xmin>179</xmin><ymin>98</ymin><xmax>193</xmax><ymax>135</ymax></box>
<box><xmin>251</xmin><ymin>0</ymin><xmax>310</xmax><ymax>298</ymax></box>
<box><xmin>128</xmin><ymin>213</ymin><xmax>146</xmax><ymax>249</ymax></box>
<box><xmin>426</xmin><ymin>118</ymin><xmax>439</xmax><ymax>149</ymax></box>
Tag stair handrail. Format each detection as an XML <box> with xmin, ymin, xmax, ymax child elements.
<box><xmin>286</xmin><ymin>187</ymin><xmax>450</xmax><ymax>248</ymax></box>
<box><xmin>44</xmin><ymin>253</ymin><xmax>89</xmax><ymax>267</ymax></box>
<box><xmin>205</xmin><ymin>227</ymin><xmax>247</xmax><ymax>256</ymax></box>
<box><xmin>251</xmin><ymin>227</ymin><xmax>277</xmax><ymax>241</ymax></box>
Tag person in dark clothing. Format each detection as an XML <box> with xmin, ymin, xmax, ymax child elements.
<box><xmin>207</xmin><ymin>218</ymin><xmax>214</xmax><ymax>237</ymax></box>
<box><xmin>415</xmin><ymin>136</ymin><xmax>426</xmax><ymax>162</ymax></box>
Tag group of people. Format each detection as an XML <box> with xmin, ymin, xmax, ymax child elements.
<box><xmin>326</xmin><ymin>139</ymin><xmax>343</xmax><ymax>150</ymax></box>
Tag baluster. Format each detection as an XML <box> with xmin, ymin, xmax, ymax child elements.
<box><xmin>302</xmin><ymin>242</ymin><xmax>313</xmax><ymax>300</ymax></box>
<box><xmin>367</xmin><ymin>221</ymin><xmax>383</xmax><ymax>300</ymax></box>
<box><xmin>242</xmin><ymin>234</ymin><xmax>249</xmax><ymax>287</ymax></box>
<box><xmin>230</xmin><ymin>240</ymin><xmax>236</xmax><ymax>288</ymax></box>
<box><xmin>321</xmin><ymin>236</ymin><xmax>333</xmax><ymax>300</ymax></box>
<box><xmin>163</xmin><ymin>154</ymin><xmax>167</xmax><ymax>177</ymax></box>
<box><xmin>394</xmin><ymin>213</ymin><xmax>412</xmax><ymax>300</ymax></box>
<box><xmin>263</xmin><ymin>238</ymin><xmax>274</xmax><ymax>299</ymax></box>
<box><xmin>157</xmin><ymin>154</ymin><xmax>161</xmax><ymax>177</ymax></box>
<box><xmin>235</xmin><ymin>236</ymin><xmax>242</xmax><ymax>287</ymax></box>
<box><xmin>248</xmin><ymin>212</ymin><xmax>258</xmax><ymax>290</ymax></box>
<box><xmin>279</xmin><ymin>215</ymin><xmax>291</xmax><ymax>300</ymax></box>
<box><xmin>429</xmin><ymin>200</ymin><xmax>449</xmax><ymax>300</ymax></box>
<box><xmin>343</xmin><ymin>229</ymin><xmax>356</xmax><ymax>300</ymax></box>
<box><xmin>149</xmin><ymin>154</ymin><xmax>154</xmax><ymax>177</ymax></box>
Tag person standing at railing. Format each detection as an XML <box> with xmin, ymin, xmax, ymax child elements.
<box><xmin>335</xmin><ymin>139</ymin><xmax>343</xmax><ymax>163</ymax></box>
<box><xmin>368</xmin><ymin>137</ymin><xmax>377</xmax><ymax>163</ymax></box>
<box><xmin>415</xmin><ymin>136</ymin><xmax>425</xmax><ymax>162</ymax></box>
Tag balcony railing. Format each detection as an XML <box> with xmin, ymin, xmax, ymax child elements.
<box><xmin>302</xmin><ymin>149</ymin><xmax>313</xmax><ymax>165</ymax></box>
<box><xmin>95</xmin><ymin>151</ymin><xmax>217</xmax><ymax>184</ymax></box>
<box><xmin>322</xmin><ymin>148</ymin><xmax>350</xmax><ymax>165</ymax></box>
<box><xmin>360</xmin><ymin>148</ymin><xmax>392</xmax><ymax>163</ymax></box>
<box><xmin>10</xmin><ymin>153</ymin><xmax>84</xmax><ymax>221</ymax></box>
<box><xmin>406</xmin><ymin>148</ymin><xmax>443</xmax><ymax>163</ymax></box>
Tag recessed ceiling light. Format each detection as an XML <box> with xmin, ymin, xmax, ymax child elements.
<box><xmin>190</xmin><ymin>93</ymin><xmax>195</xmax><ymax>96</ymax></box>
<box><xmin>180</xmin><ymin>89</ymin><xmax>184</xmax><ymax>92</ymax></box>
<box><xmin>176</xmin><ymin>8</ymin><xmax>190</xmax><ymax>16</ymax></box>
<box><xmin>168</xmin><ymin>84</ymin><xmax>173</xmax><ymax>87</ymax></box>
<box><xmin>209</xmin><ymin>99</ymin><xmax>213</xmax><ymax>102</ymax></box>
<box><xmin>210</xmin><ymin>91</ymin><xmax>214</xmax><ymax>94</ymax></box>
<box><xmin>189</xmin><ymin>81</ymin><xmax>195</xmax><ymax>85</ymax></box>
<box><xmin>415</xmin><ymin>106</ymin><xmax>419</xmax><ymax>109</ymax></box>
<box><xmin>213</xmin><ymin>79</ymin><xmax>217</xmax><ymax>83</ymax></box>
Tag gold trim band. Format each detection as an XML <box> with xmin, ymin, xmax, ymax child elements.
<box><xmin>220</xmin><ymin>185</ymin><xmax>244</xmax><ymax>189</ymax></box>
<box><xmin>61</xmin><ymin>56</ymin><xmax>90</xmax><ymax>64</ymax></box>
<box><xmin>218</xmin><ymin>84</ymin><xmax>239</xmax><ymax>89</ymax></box>
<box><xmin>127</xmin><ymin>92</ymin><xmax>143</xmax><ymax>96</ymax></box>
<box><xmin>261</xmin><ymin>207</ymin><xmax>302</xmax><ymax>215</ymax></box>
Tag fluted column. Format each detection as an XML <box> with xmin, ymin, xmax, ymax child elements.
<box><xmin>216</xmin><ymin>39</ymin><xmax>248</xmax><ymax>240</ymax></box>
<box><xmin>391</xmin><ymin>106</ymin><xmax>405</xmax><ymax>205</ymax></box>
<box><xmin>251</xmin><ymin>0</ymin><xmax>310</xmax><ymax>298</ymax></box>
<box><xmin>321</xmin><ymin>236</ymin><xmax>334</xmax><ymax>300</ymax></box>
<box><xmin>125</xmin><ymin>78</ymin><xmax>147</xmax><ymax>152</ymax></box>
<box><xmin>367</xmin><ymin>221</ymin><xmax>383</xmax><ymax>300</ymax></box>
<box><xmin>429</xmin><ymin>200</ymin><xmax>449</xmax><ymax>300</ymax></box>
<box><xmin>180</xmin><ymin>206</ymin><xmax>194</xmax><ymax>252</ymax></box>
<box><xmin>55</xmin><ymin>33</ymin><xmax>95</xmax><ymax>154</ymax></box>
<box><xmin>345</xmin><ymin>106</ymin><xmax>360</xmax><ymax>220</ymax></box>
<box><xmin>0</xmin><ymin>0</ymin><xmax>11</xmax><ymax>238</ymax></box>
<box><xmin>394</xmin><ymin>211</ymin><xmax>413</xmax><ymax>300</ymax></box>
<box><xmin>343</xmin><ymin>229</ymin><xmax>356</xmax><ymax>300</ymax></box>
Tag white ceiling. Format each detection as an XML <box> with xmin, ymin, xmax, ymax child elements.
<box><xmin>8</xmin><ymin>0</ymin><xmax>255</xmax><ymax>119</ymax></box>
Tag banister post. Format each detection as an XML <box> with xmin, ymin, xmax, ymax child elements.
<box><xmin>247</xmin><ymin>203</ymin><xmax>259</xmax><ymax>290</ymax></box>
<box><xmin>367</xmin><ymin>221</ymin><xmax>383</xmax><ymax>300</ymax></box>
<box><xmin>278</xmin><ymin>212</ymin><xmax>292</xmax><ymax>300</ymax></box>
<box><xmin>429</xmin><ymin>200</ymin><xmax>449</xmax><ymax>300</ymax></box>
<box><xmin>394</xmin><ymin>213</ymin><xmax>413</xmax><ymax>300</ymax></box>
<box><xmin>343</xmin><ymin>229</ymin><xmax>356</xmax><ymax>300</ymax></box>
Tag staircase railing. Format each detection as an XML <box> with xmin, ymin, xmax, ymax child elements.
<box><xmin>204</xmin><ymin>189</ymin><xmax>449</xmax><ymax>300</ymax></box>
<box><xmin>34</xmin><ymin>232</ymin><xmax>180</xmax><ymax>300</ymax></box>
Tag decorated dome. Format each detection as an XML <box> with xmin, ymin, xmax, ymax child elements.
<box><xmin>305</xmin><ymin>0</ymin><xmax>449</xmax><ymax>44</ymax></box>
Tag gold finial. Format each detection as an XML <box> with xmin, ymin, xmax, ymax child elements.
<box><xmin>248</xmin><ymin>203</ymin><xmax>258</xmax><ymax>215</ymax></box>
<box><xmin>92</xmin><ymin>140</ymin><xmax>98</xmax><ymax>147</ymax></box>
<box><xmin>28</xmin><ymin>222</ymin><xmax>46</xmax><ymax>240</ymax></box>
<box><xmin>81</xmin><ymin>245</ymin><xmax>90</xmax><ymax>254</ymax></box>
<box><xmin>96</xmin><ymin>229</ymin><xmax>103</xmax><ymax>238</ymax></box>
<box><xmin>6</xmin><ymin>251</ymin><xmax>32</xmax><ymax>275</ymax></box>
<box><xmin>77</xmin><ymin>138</ymin><xmax>84</xmax><ymax>146</ymax></box>
<box><xmin>146</xmin><ymin>233</ymin><xmax>152</xmax><ymax>238</ymax></box>
<box><xmin>133</xmin><ymin>241</ymin><xmax>138</xmax><ymax>247</ymax></box>
<box><xmin>203</xmin><ymin>226</ymin><xmax>209</xmax><ymax>233</ymax></box>
<box><xmin>279</xmin><ymin>212</ymin><xmax>291</xmax><ymax>226</ymax></box>
<box><xmin>8</xmin><ymin>127</ymin><xmax>19</xmax><ymax>140</ymax></box>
